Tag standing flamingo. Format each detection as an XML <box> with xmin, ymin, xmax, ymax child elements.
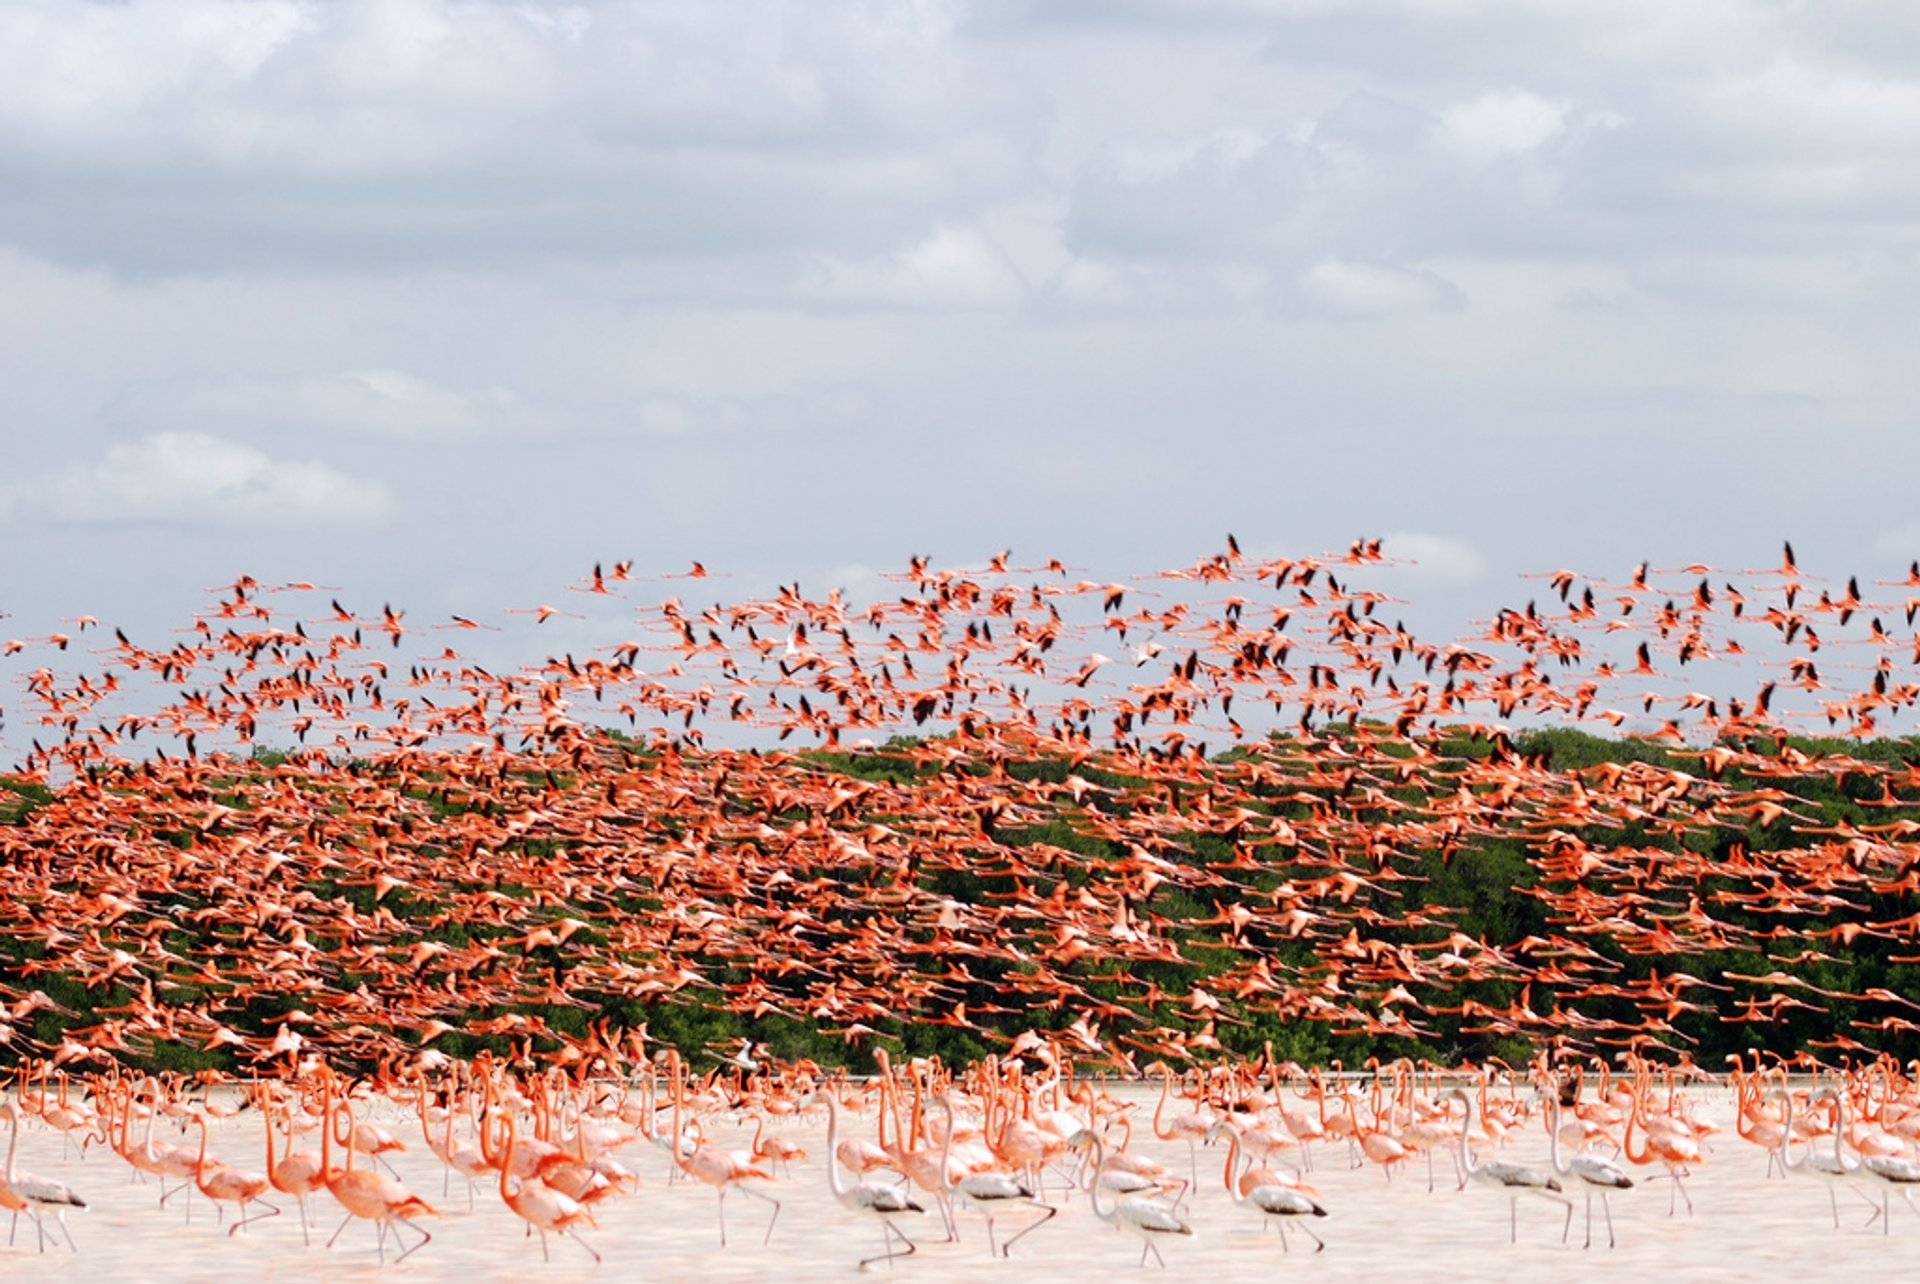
<box><xmin>1207</xmin><ymin>1120</ymin><xmax>1328</xmax><ymax>1251</ymax></box>
<box><xmin>320</xmin><ymin>1077</ymin><xmax>439</xmax><ymax>1263</ymax></box>
<box><xmin>935</xmin><ymin>1092</ymin><xmax>1057</xmax><ymax>1257</ymax></box>
<box><xmin>1</xmin><ymin>1101</ymin><xmax>85</xmax><ymax>1252</ymax></box>
<box><xmin>188</xmin><ymin>1106</ymin><xmax>280</xmax><ymax>1235</ymax></box>
<box><xmin>257</xmin><ymin>1084</ymin><xmax>325</xmax><ymax>1244</ymax></box>
<box><xmin>491</xmin><ymin>1108</ymin><xmax>601</xmax><ymax>1263</ymax></box>
<box><xmin>1542</xmin><ymin>1089</ymin><xmax>1632</xmax><ymax>1248</ymax></box>
<box><xmin>1067</xmin><ymin>1129</ymin><xmax>1193</xmax><ymax>1269</ymax></box>
<box><xmin>1450</xmin><ymin>1089</ymin><xmax>1569</xmax><ymax>1244</ymax></box>
<box><xmin>667</xmin><ymin>1050</ymin><xmax>780</xmax><ymax>1247</ymax></box>
<box><xmin>810</xmin><ymin>1091</ymin><xmax>926</xmax><ymax>1270</ymax></box>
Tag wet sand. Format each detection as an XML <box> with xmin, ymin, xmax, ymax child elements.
<box><xmin>0</xmin><ymin>1086</ymin><xmax>1901</xmax><ymax>1282</ymax></box>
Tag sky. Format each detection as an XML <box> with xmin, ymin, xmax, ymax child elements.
<box><xmin>3</xmin><ymin>0</ymin><xmax>1918</xmax><ymax>655</ymax></box>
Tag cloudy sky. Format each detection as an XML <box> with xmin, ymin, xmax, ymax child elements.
<box><xmin>3</xmin><ymin>0</ymin><xmax>1917</xmax><ymax>649</ymax></box>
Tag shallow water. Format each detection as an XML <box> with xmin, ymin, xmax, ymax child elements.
<box><xmin>0</xmin><ymin>1086</ymin><xmax>1903</xmax><ymax>1283</ymax></box>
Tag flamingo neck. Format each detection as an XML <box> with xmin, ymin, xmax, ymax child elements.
<box><xmin>821</xmin><ymin>1098</ymin><xmax>849</xmax><ymax>1199</ymax></box>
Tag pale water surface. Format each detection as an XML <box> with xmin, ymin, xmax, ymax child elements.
<box><xmin>0</xmin><ymin>1085</ymin><xmax>1898</xmax><ymax>1283</ymax></box>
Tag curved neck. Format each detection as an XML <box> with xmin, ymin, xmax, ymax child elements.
<box><xmin>1221</xmin><ymin>1128</ymin><xmax>1247</xmax><ymax>1205</ymax></box>
<box><xmin>1545</xmin><ymin>1096</ymin><xmax>1569</xmax><ymax>1175</ymax></box>
<box><xmin>1454</xmin><ymin>1096</ymin><xmax>1479</xmax><ymax>1175</ymax></box>
<box><xmin>1777</xmin><ymin>1093</ymin><xmax>1806</xmax><ymax>1173</ymax></box>
<box><xmin>499</xmin><ymin>1113</ymin><xmax>517</xmax><ymax>1202</ymax></box>
<box><xmin>1153</xmin><ymin>1069</ymin><xmax>1174</xmax><ymax>1138</ymax></box>
<box><xmin>263</xmin><ymin>1090</ymin><xmax>279</xmax><ymax>1172</ymax></box>
<box><xmin>320</xmin><ymin>1078</ymin><xmax>334</xmax><ymax>1176</ymax></box>
<box><xmin>937</xmin><ymin>1098</ymin><xmax>958</xmax><ymax>1192</ymax></box>
<box><xmin>1622</xmin><ymin>1097</ymin><xmax>1649</xmax><ymax>1164</ymax></box>
<box><xmin>821</xmin><ymin>1097</ymin><xmax>849</xmax><ymax>1198</ymax></box>
<box><xmin>194</xmin><ymin>1116</ymin><xmax>213</xmax><ymax>1189</ymax></box>
<box><xmin>1085</xmin><ymin>1136</ymin><xmax>1117</xmax><ymax>1222</ymax></box>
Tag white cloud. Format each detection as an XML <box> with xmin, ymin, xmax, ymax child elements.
<box><xmin>802</xmin><ymin>224</ymin><xmax>1029</xmax><ymax>308</ymax></box>
<box><xmin>120</xmin><ymin>368</ymin><xmax>545</xmax><ymax>440</ymax></box>
<box><xmin>38</xmin><ymin>432</ymin><xmax>391</xmax><ymax>525</ymax></box>
<box><xmin>1438</xmin><ymin>88</ymin><xmax>1569</xmax><ymax>161</ymax></box>
<box><xmin>631</xmin><ymin>388</ymin><xmax>872</xmax><ymax>438</ymax></box>
<box><xmin>0</xmin><ymin>0</ymin><xmax>1033</xmax><ymax>274</ymax></box>
<box><xmin>1297</xmin><ymin>258</ymin><xmax>1464</xmax><ymax>318</ymax></box>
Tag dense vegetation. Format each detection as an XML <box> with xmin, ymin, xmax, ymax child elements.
<box><xmin>3</xmin><ymin>722</ymin><xmax>1914</xmax><ymax>1077</ymax></box>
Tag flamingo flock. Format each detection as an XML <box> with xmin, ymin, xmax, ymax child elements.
<box><xmin>0</xmin><ymin>1050</ymin><xmax>1918</xmax><ymax>1269</ymax></box>
<box><xmin>0</xmin><ymin>542</ymin><xmax>1914</xmax><ymax>1273</ymax></box>
<box><xmin>0</xmin><ymin>544</ymin><xmax>1916</xmax><ymax>1075</ymax></box>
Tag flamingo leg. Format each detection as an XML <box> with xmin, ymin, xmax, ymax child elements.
<box><xmin>1000</xmin><ymin>1203</ymin><xmax>1057</xmax><ymax>1256</ymax></box>
<box><xmin>736</xmin><ymin>1181</ymin><xmax>781</xmax><ymax>1244</ymax></box>
<box><xmin>392</xmin><ymin>1219</ymin><xmax>432</xmax><ymax>1263</ymax></box>
<box><xmin>1601</xmin><ymin>1191</ymin><xmax>1616</xmax><ymax>1249</ymax></box>
<box><xmin>568</xmin><ymin>1226</ymin><xmax>603</xmax><ymax>1264</ymax></box>
<box><xmin>227</xmin><ymin>1198</ymin><xmax>281</xmax><ymax>1236</ymax></box>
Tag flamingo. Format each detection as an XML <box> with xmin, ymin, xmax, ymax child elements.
<box><xmin>1542</xmin><ymin>1089</ymin><xmax>1633</xmax><ymax>1248</ymax></box>
<box><xmin>2</xmin><ymin>1100</ymin><xmax>85</xmax><ymax>1252</ymax></box>
<box><xmin>935</xmin><ymin>1092</ymin><xmax>1057</xmax><ymax>1257</ymax></box>
<box><xmin>1828</xmin><ymin>1085</ymin><xmax>1920</xmax><ymax>1234</ymax></box>
<box><xmin>1148</xmin><ymin>1063</ymin><xmax>1212</xmax><ymax>1190</ymax></box>
<box><xmin>810</xmin><ymin>1091</ymin><xmax>926</xmax><ymax>1270</ymax></box>
<box><xmin>320</xmin><ymin>1078</ymin><xmax>439</xmax><ymax>1263</ymax></box>
<box><xmin>257</xmin><ymin>1084</ymin><xmax>325</xmax><ymax>1244</ymax></box>
<box><xmin>492</xmin><ymin>1108</ymin><xmax>601</xmax><ymax>1263</ymax></box>
<box><xmin>668</xmin><ymin>1050</ymin><xmax>780</xmax><ymax>1247</ymax></box>
<box><xmin>1067</xmin><ymin>1129</ymin><xmax>1193</xmax><ymax>1269</ymax></box>
<box><xmin>1450</xmin><ymin>1089</ymin><xmax>1569</xmax><ymax>1244</ymax></box>
<box><xmin>1770</xmin><ymin>1087</ymin><xmax>1869</xmax><ymax>1229</ymax></box>
<box><xmin>1207</xmin><ymin>1121</ymin><xmax>1327</xmax><ymax>1251</ymax></box>
<box><xmin>188</xmin><ymin>1106</ymin><xmax>280</xmax><ymax>1235</ymax></box>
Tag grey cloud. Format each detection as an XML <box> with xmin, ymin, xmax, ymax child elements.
<box><xmin>5</xmin><ymin>0</ymin><xmax>1920</xmax><ymax>742</ymax></box>
<box><xmin>0</xmin><ymin>0</ymin><xmax>1039</xmax><ymax>274</ymax></box>
<box><xmin>32</xmin><ymin>431</ymin><xmax>394</xmax><ymax>526</ymax></box>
